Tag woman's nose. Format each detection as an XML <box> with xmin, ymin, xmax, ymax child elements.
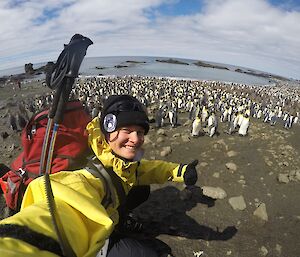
<box><xmin>129</xmin><ymin>131</ymin><xmax>142</xmax><ymax>143</ymax></box>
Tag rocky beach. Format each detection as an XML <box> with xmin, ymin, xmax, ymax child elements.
<box><xmin>0</xmin><ymin>76</ymin><xmax>299</xmax><ymax>257</ymax></box>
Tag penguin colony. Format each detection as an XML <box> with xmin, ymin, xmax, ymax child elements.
<box><xmin>3</xmin><ymin>76</ymin><xmax>300</xmax><ymax>137</ymax></box>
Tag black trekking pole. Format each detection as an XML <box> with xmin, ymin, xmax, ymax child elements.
<box><xmin>40</xmin><ymin>34</ymin><xmax>93</xmax><ymax>257</ymax></box>
<box><xmin>40</xmin><ymin>34</ymin><xmax>93</xmax><ymax>176</ymax></box>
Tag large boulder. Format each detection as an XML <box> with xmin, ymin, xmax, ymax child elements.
<box><xmin>24</xmin><ymin>63</ymin><xmax>34</xmax><ymax>74</ymax></box>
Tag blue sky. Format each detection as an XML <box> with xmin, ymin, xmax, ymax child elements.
<box><xmin>1</xmin><ymin>0</ymin><xmax>300</xmax><ymax>79</ymax></box>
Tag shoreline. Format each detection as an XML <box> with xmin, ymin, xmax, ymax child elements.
<box><xmin>2</xmin><ymin>57</ymin><xmax>299</xmax><ymax>87</ymax></box>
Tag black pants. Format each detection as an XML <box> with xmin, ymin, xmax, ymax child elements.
<box><xmin>118</xmin><ymin>185</ymin><xmax>150</xmax><ymax>222</ymax></box>
<box><xmin>107</xmin><ymin>185</ymin><xmax>156</xmax><ymax>257</ymax></box>
<box><xmin>107</xmin><ymin>237</ymin><xmax>158</xmax><ymax>257</ymax></box>
<box><xmin>125</xmin><ymin>185</ymin><xmax>150</xmax><ymax>210</ymax></box>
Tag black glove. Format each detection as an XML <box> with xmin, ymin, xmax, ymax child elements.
<box><xmin>183</xmin><ymin>160</ymin><xmax>198</xmax><ymax>186</ymax></box>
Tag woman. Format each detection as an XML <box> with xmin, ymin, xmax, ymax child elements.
<box><xmin>0</xmin><ymin>95</ymin><xmax>198</xmax><ymax>257</ymax></box>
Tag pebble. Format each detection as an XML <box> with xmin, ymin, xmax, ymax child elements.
<box><xmin>227</xmin><ymin>150</ymin><xmax>238</xmax><ymax>157</ymax></box>
<box><xmin>295</xmin><ymin>170</ymin><xmax>300</xmax><ymax>181</ymax></box>
<box><xmin>143</xmin><ymin>136</ymin><xmax>152</xmax><ymax>144</ymax></box>
<box><xmin>156</xmin><ymin>136</ymin><xmax>164</xmax><ymax>143</ymax></box>
<box><xmin>275</xmin><ymin>244</ymin><xmax>282</xmax><ymax>255</ymax></box>
<box><xmin>238</xmin><ymin>179</ymin><xmax>246</xmax><ymax>185</ymax></box>
<box><xmin>160</xmin><ymin>146</ymin><xmax>172</xmax><ymax>157</ymax></box>
<box><xmin>253</xmin><ymin>203</ymin><xmax>268</xmax><ymax>222</ymax></box>
<box><xmin>199</xmin><ymin>162</ymin><xmax>208</xmax><ymax>168</ymax></box>
<box><xmin>201</xmin><ymin>186</ymin><xmax>227</xmax><ymax>199</ymax></box>
<box><xmin>225</xmin><ymin>162</ymin><xmax>237</xmax><ymax>172</ymax></box>
<box><xmin>282</xmin><ymin>161</ymin><xmax>289</xmax><ymax>166</ymax></box>
<box><xmin>212</xmin><ymin>172</ymin><xmax>220</xmax><ymax>178</ymax></box>
<box><xmin>277</xmin><ymin>173</ymin><xmax>289</xmax><ymax>183</ymax></box>
<box><xmin>265</xmin><ymin>160</ymin><xmax>273</xmax><ymax>166</ymax></box>
<box><xmin>228</xmin><ymin>195</ymin><xmax>246</xmax><ymax>210</ymax></box>
<box><xmin>156</xmin><ymin>128</ymin><xmax>166</xmax><ymax>136</ymax></box>
<box><xmin>259</xmin><ymin>246</ymin><xmax>268</xmax><ymax>256</ymax></box>
<box><xmin>181</xmin><ymin>135</ymin><xmax>190</xmax><ymax>142</ymax></box>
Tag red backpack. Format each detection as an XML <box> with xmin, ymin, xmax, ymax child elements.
<box><xmin>0</xmin><ymin>100</ymin><xmax>92</xmax><ymax>211</ymax></box>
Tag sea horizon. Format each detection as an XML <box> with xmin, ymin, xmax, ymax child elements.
<box><xmin>0</xmin><ymin>56</ymin><xmax>282</xmax><ymax>86</ymax></box>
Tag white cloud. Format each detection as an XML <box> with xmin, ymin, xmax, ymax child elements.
<box><xmin>0</xmin><ymin>0</ymin><xmax>300</xmax><ymax>79</ymax></box>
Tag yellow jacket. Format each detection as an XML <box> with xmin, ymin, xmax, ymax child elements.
<box><xmin>0</xmin><ymin>117</ymin><xmax>187</xmax><ymax>257</ymax></box>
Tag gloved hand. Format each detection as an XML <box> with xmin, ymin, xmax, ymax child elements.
<box><xmin>183</xmin><ymin>159</ymin><xmax>198</xmax><ymax>186</ymax></box>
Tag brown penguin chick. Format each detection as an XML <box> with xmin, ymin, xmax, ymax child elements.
<box><xmin>16</xmin><ymin>112</ymin><xmax>27</xmax><ymax>130</ymax></box>
<box><xmin>8</xmin><ymin>113</ymin><xmax>18</xmax><ymax>131</ymax></box>
<box><xmin>18</xmin><ymin>102</ymin><xmax>29</xmax><ymax>120</ymax></box>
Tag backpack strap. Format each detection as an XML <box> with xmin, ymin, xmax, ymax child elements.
<box><xmin>85</xmin><ymin>155</ymin><xmax>126</xmax><ymax>209</ymax></box>
<box><xmin>0</xmin><ymin>224</ymin><xmax>63</xmax><ymax>256</ymax></box>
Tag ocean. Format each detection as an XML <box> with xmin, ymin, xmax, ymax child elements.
<box><xmin>0</xmin><ymin>56</ymin><xmax>273</xmax><ymax>85</ymax></box>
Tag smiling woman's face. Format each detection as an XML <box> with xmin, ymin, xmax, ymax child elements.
<box><xmin>107</xmin><ymin>125</ymin><xmax>145</xmax><ymax>160</ymax></box>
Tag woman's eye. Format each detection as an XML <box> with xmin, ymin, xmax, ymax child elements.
<box><xmin>137</xmin><ymin>131</ymin><xmax>145</xmax><ymax>136</ymax></box>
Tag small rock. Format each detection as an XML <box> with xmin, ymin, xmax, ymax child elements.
<box><xmin>181</xmin><ymin>135</ymin><xmax>190</xmax><ymax>142</ymax></box>
<box><xmin>227</xmin><ymin>150</ymin><xmax>238</xmax><ymax>157</ymax></box>
<box><xmin>277</xmin><ymin>173</ymin><xmax>289</xmax><ymax>183</ymax></box>
<box><xmin>238</xmin><ymin>179</ymin><xmax>246</xmax><ymax>185</ymax></box>
<box><xmin>156</xmin><ymin>137</ymin><xmax>164</xmax><ymax>143</ymax></box>
<box><xmin>202</xmin><ymin>186</ymin><xmax>227</xmax><ymax>199</ymax></box>
<box><xmin>282</xmin><ymin>161</ymin><xmax>289</xmax><ymax>167</ymax></box>
<box><xmin>172</xmin><ymin>133</ymin><xmax>181</xmax><ymax>138</ymax></box>
<box><xmin>259</xmin><ymin>246</ymin><xmax>268</xmax><ymax>256</ymax></box>
<box><xmin>143</xmin><ymin>136</ymin><xmax>152</xmax><ymax>144</ymax></box>
<box><xmin>228</xmin><ymin>195</ymin><xmax>246</xmax><ymax>210</ymax></box>
<box><xmin>226</xmin><ymin>250</ymin><xmax>232</xmax><ymax>255</ymax></box>
<box><xmin>212</xmin><ymin>172</ymin><xmax>220</xmax><ymax>178</ymax></box>
<box><xmin>284</xmin><ymin>145</ymin><xmax>293</xmax><ymax>151</ymax></box>
<box><xmin>212</xmin><ymin>143</ymin><xmax>219</xmax><ymax>149</ymax></box>
<box><xmin>216</xmin><ymin>139</ymin><xmax>228</xmax><ymax>150</ymax></box>
<box><xmin>183</xmin><ymin>120</ymin><xmax>192</xmax><ymax>126</ymax></box>
<box><xmin>156</xmin><ymin>129</ymin><xmax>166</xmax><ymax>136</ymax></box>
<box><xmin>288</xmin><ymin>170</ymin><xmax>298</xmax><ymax>181</ymax></box>
<box><xmin>160</xmin><ymin>146</ymin><xmax>172</xmax><ymax>157</ymax></box>
<box><xmin>295</xmin><ymin>170</ymin><xmax>300</xmax><ymax>181</ymax></box>
<box><xmin>253</xmin><ymin>203</ymin><xmax>268</xmax><ymax>222</ymax></box>
<box><xmin>265</xmin><ymin>160</ymin><xmax>273</xmax><ymax>166</ymax></box>
<box><xmin>275</xmin><ymin>244</ymin><xmax>282</xmax><ymax>255</ymax></box>
<box><xmin>199</xmin><ymin>162</ymin><xmax>208</xmax><ymax>168</ymax></box>
<box><xmin>225</xmin><ymin>162</ymin><xmax>237</xmax><ymax>172</ymax></box>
